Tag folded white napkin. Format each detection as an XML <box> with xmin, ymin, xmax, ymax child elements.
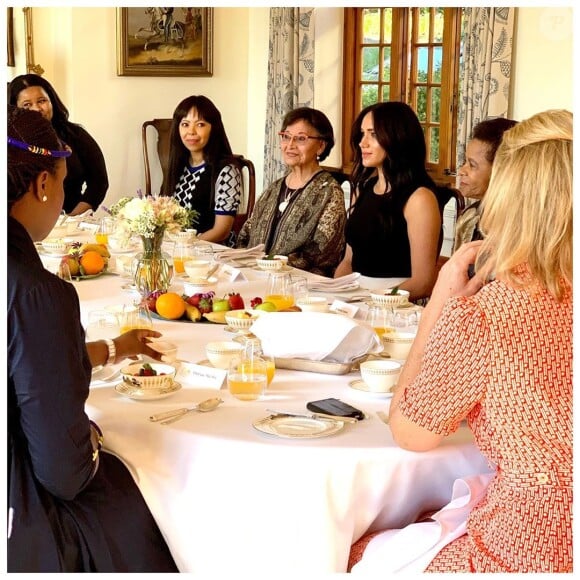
<box><xmin>308</xmin><ymin>272</ymin><xmax>361</xmax><ymax>292</ymax></box>
<box><xmin>216</xmin><ymin>244</ymin><xmax>265</xmax><ymax>263</ymax></box>
<box><xmin>351</xmin><ymin>472</ymin><xmax>495</xmax><ymax>575</ymax></box>
<box><xmin>250</xmin><ymin>311</ymin><xmax>382</xmax><ymax>363</ymax></box>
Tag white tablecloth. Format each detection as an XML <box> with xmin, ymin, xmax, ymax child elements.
<box><xmin>61</xmin><ymin>240</ymin><xmax>489</xmax><ymax>574</ymax></box>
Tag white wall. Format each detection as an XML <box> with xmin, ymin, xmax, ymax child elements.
<box><xmin>9</xmin><ymin>7</ymin><xmax>574</xmax><ymax>214</ymax></box>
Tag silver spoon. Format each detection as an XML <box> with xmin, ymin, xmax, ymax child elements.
<box><xmin>149</xmin><ymin>397</ymin><xmax>224</xmax><ymax>425</ymax></box>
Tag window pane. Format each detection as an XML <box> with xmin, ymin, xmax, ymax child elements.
<box><xmin>431</xmin><ymin>87</ymin><xmax>441</xmax><ymax>122</ymax></box>
<box><xmin>432</xmin><ymin>47</ymin><xmax>442</xmax><ymax>83</ymax></box>
<box><xmin>382</xmin><ymin>47</ymin><xmax>391</xmax><ymax>82</ymax></box>
<box><xmin>362</xmin><ymin>8</ymin><xmax>380</xmax><ymax>43</ymax></box>
<box><xmin>417</xmin><ymin>8</ymin><xmax>430</xmax><ymax>43</ymax></box>
<box><xmin>382</xmin><ymin>85</ymin><xmax>390</xmax><ymax>101</ymax></box>
<box><xmin>429</xmin><ymin>127</ymin><xmax>440</xmax><ymax>163</ymax></box>
<box><xmin>362</xmin><ymin>46</ymin><xmax>379</xmax><ymax>81</ymax></box>
<box><xmin>433</xmin><ymin>8</ymin><xmax>444</xmax><ymax>42</ymax></box>
<box><xmin>416</xmin><ymin>47</ymin><xmax>429</xmax><ymax>82</ymax></box>
<box><xmin>382</xmin><ymin>8</ymin><xmax>392</xmax><ymax>43</ymax></box>
<box><xmin>416</xmin><ymin>86</ymin><xmax>427</xmax><ymax>122</ymax></box>
<box><xmin>361</xmin><ymin>85</ymin><xmax>378</xmax><ymax>108</ymax></box>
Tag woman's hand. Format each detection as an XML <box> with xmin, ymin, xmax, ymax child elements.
<box><xmin>114</xmin><ymin>329</ymin><xmax>164</xmax><ymax>362</ymax></box>
<box><xmin>430</xmin><ymin>241</ymin><xmax>485</xmax><ymax>308</ymax></box>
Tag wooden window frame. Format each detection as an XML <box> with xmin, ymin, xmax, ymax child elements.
<box><xmin>341</xmin><ymin>7</ymin><xmax>462</xmax><ymax>185</ymax></box>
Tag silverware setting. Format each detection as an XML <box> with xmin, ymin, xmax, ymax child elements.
<box><xmin>149</xmin><ymin>397</ymin><xmax>224</xmax><ymax>425</ymax></box>
<box><xmin>265</xmin><ymin>408</ymin><xmax>359</xmax><ymax>424</ymax></box>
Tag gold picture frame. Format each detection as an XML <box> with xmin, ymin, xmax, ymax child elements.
<box><xmin>116</xmin><ymin>7</ymin><xmax>213</xmax><ymax>77</ymax></box>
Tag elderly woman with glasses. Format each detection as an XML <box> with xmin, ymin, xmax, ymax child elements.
<box><xmin>236</xmin><ymin>107</ymin><xmax>346</xmax><ymax>276</ymax></box>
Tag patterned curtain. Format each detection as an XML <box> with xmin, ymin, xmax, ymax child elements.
<box><xmin>456</xmin><ymin>7</ymin><xmax>515</xmax><ymax>169</ymax></box>
<box><xmin>262</xmin><ymin>8</ymin><xmax>315</xmax><ymax>189</ymax></box>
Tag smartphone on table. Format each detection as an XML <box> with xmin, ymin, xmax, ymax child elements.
<box><xmin>306</xmin><ymin>398</ymin><xmax>365</xmax><ymax>421</ymax></box>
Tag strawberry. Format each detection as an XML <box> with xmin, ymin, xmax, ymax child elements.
<box><xmin>250</xmin><ymin>296</ymin><xmax>263</xmax><ymax>308</ymax></box>
<box><xmin>186</xmin><ymin>293</ymin><xmax>203</xmax><ymax>307</ymax></box>
<box><xmin>198</xmin><ymin>296</ymin><xmax>213</xmax><ymax>315</ymax></box>
<box><xmin>228</xmin><ymin>292</ymin><xmax>245</xmax><ymax>310</ymax></box>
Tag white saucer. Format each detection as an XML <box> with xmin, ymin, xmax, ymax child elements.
<box><xmin>349</xmin><ymin>379</ymin><xmax>394</xmax><ymax>398</ymax></box>
<box><xmin>253</xmin><ymin>415</ymin><xmax>345</xmax><ymax>439</ymax></box>
<box><xmin>115</xmin><ymin>381</ymin><xmax>182</xmax><ymax>400</ymax></box>
<box><xmin>91</xmin><ymin>366</ymin><xmax>120</xmax><ymax>383</ymax></box>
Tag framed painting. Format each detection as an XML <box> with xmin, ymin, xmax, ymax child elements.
<box><xmin>116</xmin><ymin>7</ymin><xmax>213</xmax><ymax>77</ymax></box>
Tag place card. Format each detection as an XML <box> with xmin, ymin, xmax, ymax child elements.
<box><xmin>329</xmin><ymin>300</ymin><xmax>359</xmax><ymax>318</ymax></box>
<box><xmin>176</xmin><ymin>362</ymin><xmax>226</xmax><ymax>390</ymax></box>
<box><xmin>79</xmin><ymin>221</ymin><xmax>99</xmax><ymax>233</ymax></box>
<box><xmin>219</xmin><ymin>263</ymin><xmax>247</xmax><ymax>282</ymax></box>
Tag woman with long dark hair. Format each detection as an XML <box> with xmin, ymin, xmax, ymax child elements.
<box><xmin>8</xmin><ymin>73</ymin><xmax>109</xmax><ymax>216</ymax></box>
<box><xmin>334</xmin><ymin>102</ymin><xmax>441</xmax><ymax>300</ymax></box>
<box><xmin>161</xmin><ymin>95</ymin><xmax>241</xmax><ymax>246</ymax></box>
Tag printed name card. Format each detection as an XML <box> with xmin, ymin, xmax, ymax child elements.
<box><xmin>176</xmin><ymin>362</ymin><xmax>226</xmax><ymax>390</ymax></box>
<box><xmin>219</xmin><ymin>263</ymin><xmax>247</xmax><ymax>282</ymax></box>
<box><xmin>80</xmin><ymin>221</ymin><xmax>99</xmax><ymax>233</ymax></box>
<box><xmin>329</xmin><ymin>300</ymin><xmax>359</xmax><ymax>318</ymax></box>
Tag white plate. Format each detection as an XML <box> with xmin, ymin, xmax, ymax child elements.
<box><xmin>115</xmin><ymin>381</ymin><xmax>182</xmax><ymax>400</ymax></box>
<box><xmin>349</xmin><ymin>379</ymin><xmax>394</xmax><ymax>398</ymax></box>
<box><xmin>253</xmin><ymin>415</ymin><xmax>345</xmax><ymax>439</ymax></box>
<box><xmin>91</xmin><ymin>366</ymin><xmax>120</xmax><ymax>383</ymax></box>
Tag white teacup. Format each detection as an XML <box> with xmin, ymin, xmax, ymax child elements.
<box><xmin>183</xmin><ymin>258</ymin><xmax>212</xmax><ymax>278</ymax></box>
<box><xmin>360</xmin><ymin>359</ymin><xmax>402</xmax><ymax>393</ymax></box>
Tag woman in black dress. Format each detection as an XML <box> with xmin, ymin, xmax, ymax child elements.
<box><xmin>7</xmin><ymin>105</ymin><xmax>178</xmax><ymax>572</ymax></box>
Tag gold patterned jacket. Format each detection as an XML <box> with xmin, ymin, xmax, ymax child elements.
<box><xmin>237</xmin><ymin>171</ymin><xmax>346</xmax><ymax>277</ymax></box>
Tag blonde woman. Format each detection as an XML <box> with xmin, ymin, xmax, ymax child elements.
<box><xmin>350</xmin><ymin>110</ymin><xmax>572</xmax><ymax>573</ymax></box>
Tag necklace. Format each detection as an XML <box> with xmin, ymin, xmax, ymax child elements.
<box><xmin>278</xmin><ymin>184</ymin><xmax>302</xmax><ymax>213</ymax></box>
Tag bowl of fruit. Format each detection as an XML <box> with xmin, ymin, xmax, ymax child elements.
<box><xmin>370</xmin><ymin>287</ymin><xmax>410</xmax><ymax>307</ymax></box>
<box><xmin>256</xmin><ymin>255</ymin><xmax>288</xmax><ymax>272</ymax></box>
<box><xmin>225</xmin><ymin>309</ymin><xmax>263</xmax><ymax>332</ymax></box>
<box><xmin>120</xmin><ymin>362</ymin><xmax>176</xmax><ymax>390</ymax></box>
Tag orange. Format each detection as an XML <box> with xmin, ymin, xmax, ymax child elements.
<box><xmin>79</xmin><ymin>250</ymin><xmax>105</xmax><ymax>275</ymax></box>
<box><xmin>155</xmin><ymin>292</ymin><xmax>186</xmax><ymax>320</ymax></box>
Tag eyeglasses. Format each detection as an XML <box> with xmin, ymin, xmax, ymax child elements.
<box><xmin>278</xmin><ymin>132</ymin><xmax>323</xmax><ymax>145</ymax></box>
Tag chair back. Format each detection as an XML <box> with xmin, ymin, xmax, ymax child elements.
<box><xmin>436</xmin><ymin>186</ymin><xmax>466</xmax><ymax>270</ymax></box>
<box><xmin>142</xmin><ymin>118</ymin><xmax>173</xmax><ymax>196</ymax></box>
<box><xmin>142</xmin><ymin>119</ymin><xmax>255</xmax><ymax>236</ymax></box>
<box><xmin>320</xmin><ymin>166</ymin><xmax>355</xmax><ymax>210</ymax></box>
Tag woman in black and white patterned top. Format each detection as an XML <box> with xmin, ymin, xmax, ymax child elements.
<box><xmin>162</xmin><ymin>95</ymin><xmax>241</xmax><ymax>246</ymax></box>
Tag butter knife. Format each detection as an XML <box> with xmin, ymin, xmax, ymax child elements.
<box><xmin>265</xmin><ymin>408</ymin><xmax>359</xmax><ymax>424</ymax></box>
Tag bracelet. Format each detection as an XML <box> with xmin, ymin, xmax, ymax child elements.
<box><xmin>104</xmin><ymin>339</ymin><xmax>116</xmax><ymax>366</ymax></box>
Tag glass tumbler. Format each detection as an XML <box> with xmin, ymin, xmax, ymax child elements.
<box><xmin>227</xmin><ymin>354</ymin><xmax>268</xmax><ymax>401</ymax></box>
<box><xmin>365</xmin><ymin>304</ymin><xmax>395</xmax><ymax>339</ymax></box>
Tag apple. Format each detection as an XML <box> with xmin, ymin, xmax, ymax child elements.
<box><xmin>254</xmin><ymin>301</ymin><xmax>277</xmax><ymax>312</ymax></box>
<box><xmin>212</xmin><ymin>299</ymin><xmax>230</xmax><ymax>313</ymax></box>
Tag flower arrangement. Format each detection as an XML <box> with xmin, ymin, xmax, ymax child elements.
<box><xmin>106</xmin><ymin>190</ymin><xmax>198</xmax><ymax>239</ymax></box>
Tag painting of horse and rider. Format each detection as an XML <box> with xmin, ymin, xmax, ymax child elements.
<box><xmin>117</xmin><ymin>7</ymin><xmax>213</xmax><ymax>76</ymax></box>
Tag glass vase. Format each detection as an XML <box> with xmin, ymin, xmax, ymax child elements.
<box><xmin>133</xmin><ymin>229</ymin><xmax>173</xmax><ymax>298</ymax></box>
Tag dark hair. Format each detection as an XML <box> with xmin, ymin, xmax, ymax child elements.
<box><xmin>281</xmin><ymin>107</ymin><xmax>335</xmax><ymax>161</ymax></box>
<box><xmin>350</xmin><ymin>101</ymin><xmax>434</xmax><ymax>194</ymax></box>
<box><xmin>161</xmin><ymin>95</ymin><xmax>235</xmax><ymax>197</ymax></box>
<box><xmin>471</xmin><ymin>117</ymin><xmax>518</xmax><ymax>163</ymax></box>
<box><xmin>8</xmin><ymin>74</ymin><xmax>77</xmax><ymax>140</ymax></box>
<box><xmin>8</xmin><ymin>105</ymin><xmax>64</xmax><ymax>206</ymax></box>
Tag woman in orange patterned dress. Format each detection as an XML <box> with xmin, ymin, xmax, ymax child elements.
<box><xmin>351</xmin><ymin>109</ymin><xmax>572</xmax><ymax>573</ymax></box>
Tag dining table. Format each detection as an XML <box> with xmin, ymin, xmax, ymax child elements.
<box><xmin>39</xmin><ymin>231</ymin><xmax>491</xmax><ymax>574</ymax></box>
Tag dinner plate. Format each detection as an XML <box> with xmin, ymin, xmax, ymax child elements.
<box><xmin>349</xmin><ymin>379</ymin><xmax>394</xmax><ymax>398</ymax></box>
<box><xmin>252</xmin><ymin>264</ymin><xmax>293</xmax><ymax>273</ymax></box>
<box><xmin>253</xmin><ymin>415</ymin><xmax>345</xmax><ymax>439</ymax></box>
<box><xmin>115</xmin><ymin>380</ymin><xmax>182</xmax><ymax>400</ymax></box>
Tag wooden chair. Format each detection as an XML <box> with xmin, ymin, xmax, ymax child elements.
<box><xmin>435</xmin><ymin>186</ymin><xmax>466</xmax><ymax>271</ymax></box>
<box><xmin>320</xmin><ymin>165</ymin><xmax>356</xmax><ymax>210</ymax></box>
<box><xmin>141</xmin><ymin>119</ymin><xmax>256</xmax><ymax>235</ymax></box>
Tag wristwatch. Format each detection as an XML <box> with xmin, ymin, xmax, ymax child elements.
<box><xmin>104</xmin><ymin>338</ymin><xmax>116</xmax><ymax>366</ymax></box>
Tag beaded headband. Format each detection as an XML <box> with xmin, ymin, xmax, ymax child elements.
<box><xmin>8</xmin><ymin>136</ymin><xmax>72</xmax><ymax>158</ymax></box>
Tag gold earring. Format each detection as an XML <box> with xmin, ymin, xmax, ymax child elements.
<box><xmin>42</xmin><ymin>195</ymin><xmax>48</xmax><ymax>202</ymax></box>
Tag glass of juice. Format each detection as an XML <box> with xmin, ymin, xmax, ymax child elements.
<box><xmin>365</xmin><ymin>305</ymin><xmax>394</xmax><ymax>340</ymax></box>
<box><xmin>95</xmin><ymin>217</ymin><xmax>115</xmax><ymax>246</ymax></box>
<box><xmin>120</xmin><ymin>303</ymin><xmax>153</xmax><ymax>334</ymax></box>
<box><xmin>227</xmin><ymin>355</ymin><xmax>267</xmax><ymax>401</ymax></box>
<box><xmin>172</xmin><ymin>241</ymin><xmax>193</xmax><ymax>276</ymax></box>
<box><xmin>265</xmin><ymin>272</ymin><xmax>294</xmax><ymax>310</ymax></box>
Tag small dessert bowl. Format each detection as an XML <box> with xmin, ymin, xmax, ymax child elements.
<box><xmin>256</xmin><ymin>255</ymin><xmax>287</xmax><ymax>271</ymax></box>
<box><xmin>370</xmin><ymin>288</ymin><xmax>411</xmax><ymax>308</ymax></box>
<box><xmin>360</xmin><ymin>359</ymin><xmax>402</xmax><ymax>393</ymax></box>
<box><xmin>224</xmin><ymin>309</ymin><xmax>262</xmax><ymax>332</ymax></box>
<box><xmin>205</xmin><ymin>341</ymin><xmax>244</xmax><ymax>369</ymax></box>
<box><xmin>120</xmin><ymin>362</ymin><xmax>176</xmax><ymax>390</ymax></box>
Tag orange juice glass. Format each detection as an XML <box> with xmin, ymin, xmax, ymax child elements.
<box><xmin>264</xmin><ymin>294</ymin><xmax>294</xmax><ymax>311</ymax></box>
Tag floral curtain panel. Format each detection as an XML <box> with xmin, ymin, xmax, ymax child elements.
<box><xmin>262</xmin><ymin>8</ymin><xmax>315</xmax><ymax>189</ymax></box>
<box><xmin>456</xmin><ymin>7</ymin><xmax>515</xmax><ymax>170</ymax></box>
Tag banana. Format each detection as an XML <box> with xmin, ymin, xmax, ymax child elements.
<box><xmin>80</xmin><ymin>243</ymin><xmax>110</xmax><ymax>259</ymax></box>
<box><xmin>203</xmin><ymin>311</ymin><xmax>228</xmax><ymax>324</ymax></box>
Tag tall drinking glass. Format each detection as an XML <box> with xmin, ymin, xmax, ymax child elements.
<box><xmin>265</xmin><ymin>272</ymin><xmax>294</xmax><ymax>310</ymax></box>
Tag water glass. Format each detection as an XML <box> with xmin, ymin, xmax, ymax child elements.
<box><xmin>85</xmin><ymin>310</ymin><xmax>121</xmax><ymax>341</ymax></box>
<box><xmin>290</xmin><ymin>275</ymin><xmax>308</xmax><ymax>302</ymax></box>
<box><xmin>57</xmin><ymin>261</ymin><xmax>73</xmax><ymax>282</ymax></box>
<box><xmin>227</xmin><ymin>355</ymin><xmax>268</xmax><ymax>401</ymax></box>
<box><xmin>393</xmin><ymin>306</ymin><xmax>421</xmax><ymax>333</ymax></box>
